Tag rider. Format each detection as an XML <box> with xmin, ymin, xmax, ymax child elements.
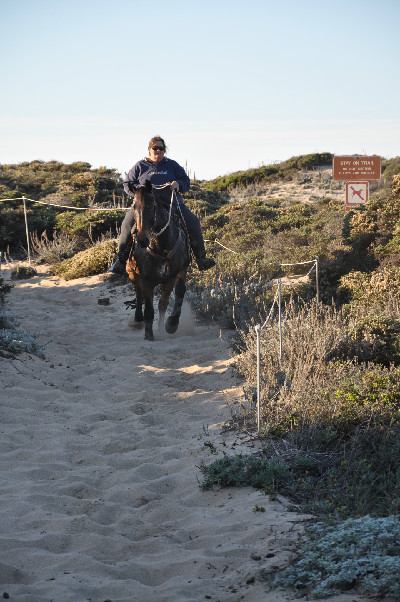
<box><xmin>110</xmin><ymin>136</ymin><xmax>216</xmax><ymax>274</ymax></box>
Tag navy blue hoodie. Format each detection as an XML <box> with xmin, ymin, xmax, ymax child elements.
<box><xmin>123</xmin><ymin>157</ymin><xmax>190</xmax><ymax>206</ymax></box>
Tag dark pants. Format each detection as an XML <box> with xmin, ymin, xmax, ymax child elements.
<box><xmin>118</xmin><ymin>205</ymin><xmax>206</xmax><ymax>257</ymax></box>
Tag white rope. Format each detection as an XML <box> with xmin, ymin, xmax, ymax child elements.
<box><xmin>260</xmin><ymin>286</ymin><xmax>280</xmax><ymax>331</ymax></box>
<box><xmin>151</xmin><ymin>183</ymin><xmax>173</xmax><ymax>190</ymax></box>
<box><xmin>150</xmin><ymin>187</ymin><xmax>176</xmax><ymax>238</ymax></box>
<box><xmin>281</xmin><ymin>260</ymin><xmax>317</xmax><ymax>287</ymax></box>
<box><xmin>0</xmin><ymin>196</ymin><xmax>129</xmax><ymax>211</ymax></box>
<box><xmin>204</xmin><ymin>238</ymin><xmax>316</xmax><ymax>268</ymax></box>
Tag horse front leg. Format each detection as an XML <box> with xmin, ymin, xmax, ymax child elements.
<box><xmin>158</xmin><ymin>281</ymin><xmax>175</xmax><ymax>333</ymax></box>
<box><xmin>165</xmin><ymin>271</ymin><xmax>187</xmax><ymax>335</ymax></box>
<box><xmin>128</xmin><ymin>270</ymin><xmax>144</xmax><ymax>329</ymax></box>
<box><xmin>142</xmin><ymin>281</ymin><xmax>155</xmax><ymax>341</ymax></box>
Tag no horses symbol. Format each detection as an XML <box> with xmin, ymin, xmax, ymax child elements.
<box><xmin>345</xmin><ymin>181</ymin><xmax>369</xmax><ymax>209</ymax></box>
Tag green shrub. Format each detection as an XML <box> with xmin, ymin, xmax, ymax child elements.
<box><xmin>340</xmin><ymin>266</ymin><xmax>400</xmax><ymax>306</ymax></box>
<box><xmin>200</xmin><ymin>453</ymin><xmax>288</xmax><ymax>491</ymax></box>
<box><xmin>0</xmin><ymin>202</ymin><xmax>56</xmax><ymax>252</ymax></box>
<box><xmin>54</xmin><ymin>209</ymin><xmax>126</xmax><ymax>241</ymax></box>
<box><xmin>200</xmin><ymin>424</ymin><xmax>400</xmax><ymax>517</ymax></box>
<box><xmin>51</xmin><ymin>239</ymin><xmax>117</xmax><ymax>280</ymax></box>
<box><xmin>0</xmin><ymin>160</ymin><xmax>125</xmax><ymax>208</ymax></box>
<box><xmin>328</xmin><ymin>369</ymin><xmax>400</xmax><ymax>435</ymax></box>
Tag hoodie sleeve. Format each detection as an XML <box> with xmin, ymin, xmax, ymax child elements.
<box><xmin>123</xmin><ymin>162</ymin><xmax>142</xmax><ymax>196</ymax></box>
<box><xmin>172</xmin><ymin>160</ymin><xmax>190</xmax><ymax>193</ymax></box>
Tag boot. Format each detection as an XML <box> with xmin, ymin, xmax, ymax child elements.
<box><xmin>191</xmin><ymin>240</ymin><xmax>216</xmax><ymax>271</ymax></box>
<box><xmin>180</xmin><ymin>206</ymin><xmax>216</xmax><ymax>271</ymax></box>
<box><xmin>196</xmin><ymin>256</ymin><xmax>216</xmax><ymax>271</ymax></box>
<box><xmin>109</xmin><ymin>244</ymin><xmax>131</xmax><ymax>274</ymax></box>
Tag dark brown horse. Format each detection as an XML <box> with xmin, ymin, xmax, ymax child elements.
<box><xmin>126</xmin><ymin>180</ymin><xmax>191</xmax><ymax>341</ymax></box>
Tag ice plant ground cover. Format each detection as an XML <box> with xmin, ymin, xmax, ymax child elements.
<box><xmin>271</xmin><ymin>515</ymin><xmax>400</xmax><ymax>599</ymax></box>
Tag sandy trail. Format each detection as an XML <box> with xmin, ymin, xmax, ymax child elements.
<box><xmin>0</xmin><ymin>264</ymin><xmax>369</xmax><ymax>602</ymax></box>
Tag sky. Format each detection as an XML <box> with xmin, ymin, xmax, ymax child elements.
<box><xmin>1</xmin><ymin>0</ymin><xmax>399</xmax><ymax>180</ymax></box>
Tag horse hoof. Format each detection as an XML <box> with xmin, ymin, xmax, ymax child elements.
<box><xmin>128</xmin><ymin>316</ymin><xmax>144</xmax><ymax>329</ymax></box>
<box><xmin>165</xmin><ymin>316</ymin><xmax>179</xmax><ymax>334</ymax></box>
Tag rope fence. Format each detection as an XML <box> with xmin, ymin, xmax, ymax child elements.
<box><xmin>0</xmin><ymin>195</ymin><xmax>129</xmax><ymax>266</ymax></box>
<box><xmin>0</xmin><ymin>196</ymin><xmax>130</xmax><ymax>211</ymax></box>
<box><xmin>205</xmin><ymin>238</ymin><xmax>319</xmax><ymax>434</ymax></box>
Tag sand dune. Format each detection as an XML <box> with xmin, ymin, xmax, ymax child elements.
<box><xmin>0</xmin><ymin>263</ymin><xmax>370</xmax><ymax>602</ymax></box>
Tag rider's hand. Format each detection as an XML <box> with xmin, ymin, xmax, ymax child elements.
<box><xmin>170</xmin><ymin>181</ymin><xmax>179</xmax><ymax>192</ymax></box>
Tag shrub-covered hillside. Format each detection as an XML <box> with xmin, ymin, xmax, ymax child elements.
<box><xmin>0</xmin><ymin>160</ymin><xmax>128</xmax><ymax>254</ymax></box>
<box><xmin>204</xmin><ymin>152</ymin><xmax>334</xmax><ymax>192</ymax></box>
<box><xmin>0</xmin><ymin>160</ymin><xmax>125</xmax><ymax>208</ymax></box>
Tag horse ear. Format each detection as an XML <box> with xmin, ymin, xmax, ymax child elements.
<box><xmin>144</xmin><ymin>179</ymin><xmax>152</xmax><ymax>192</ymax></box>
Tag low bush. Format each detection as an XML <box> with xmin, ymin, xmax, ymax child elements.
<box><xmin>51</xmin><ymin>239</ymin><xmax>117</xmax><ymax>280</ymax></box>
<box><xmin>54</xmin><ymin>209</ymin><xmax>125</xmax><ymax>241</ymax></box>
<box><xmin>30</xmin><ymin>230</ymin><xmax>84</xmax><ymax>264</ymax></box>
<box><xmin>200</xmin><ymin>454</ymin><xmax>288</xmax><ymax>491</ymax></box>
<box><xmin>235</xmin><ymin>299</ymin><xmax>400</xmax><ymax>432</ymax></box>
<box><xmin>10</xmin><ymin>264</ymin><xmax>37</xmax><ymax>279</ymax></box>
<box><xmin>188</xmin><ymin>275</ymin><xmax>280</xmax><ymax>330</ymax></box>
<box><xmin>200</xmin><ymin>423</ymin><xmax>400</xmax><ymax>518</ymax></box>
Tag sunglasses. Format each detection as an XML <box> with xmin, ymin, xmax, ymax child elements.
<box><xmin>151</xmin><ymin>146</ymin><xmax>165</xmax><ymax>151</ymax></box>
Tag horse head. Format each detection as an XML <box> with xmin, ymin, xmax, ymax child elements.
<box><xmin>132</xmin><ymin>180</ymin><xmax>156</xmax><ymax>248</ymax></box>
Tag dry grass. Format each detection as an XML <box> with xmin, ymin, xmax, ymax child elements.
<box><xmin>235</xmin><ymin>297</ymin><xmax>400</xmax><ymax>438</ymax></box>
<box><xmin>30</xmin><ymin>230</ymin><xmax>84</xmax><ymax>264</ymax></box>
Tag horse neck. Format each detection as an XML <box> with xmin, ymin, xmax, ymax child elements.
<box><xmin>153</xmin><ymin>199</ymin><xmax>179</xmax><ymax>248</ymax></box>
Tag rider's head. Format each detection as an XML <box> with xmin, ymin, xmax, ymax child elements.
<box><xmin>148</xmin><ymin>136</ymin><xmax>167</xmax><ymax>163</ymax></box>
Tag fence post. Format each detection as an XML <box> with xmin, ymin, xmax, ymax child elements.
<box><xmin>255</xmin><ymin>324</ymin><xmax>261</xmax><ymax>433</ymax></box>
<box><xmin>278</xmin><ymin>279</ymin><xmax>283</xmax><ymax>361</ymax></box>
<box><xmin>316</xmin><ymin>256</ymin><xmax>319</xmax><ymax>303</ymax></box>
<box><xmin>215</xmin><ymin>239</ymin><xmax>219</xmax><ymax>290</ymax></box>
<box><xmin>22</xmin><ymin>197</ymin><xmax>32</xmax><ymax>266</ymax></box>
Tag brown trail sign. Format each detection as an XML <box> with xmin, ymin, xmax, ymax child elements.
<box><xmin>333</xmin><ymin>155</ymin><xmax>381</xmax><ymax>181</ymax></box>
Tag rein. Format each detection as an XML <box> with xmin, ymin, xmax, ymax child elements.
<box><xmin>151</xmin><ymin>184</ymin><xmax>176</xmax><ymax>238</ymax></box>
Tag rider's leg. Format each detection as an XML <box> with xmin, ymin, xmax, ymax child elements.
<box><xmin>179</xmin><ymin>205</ymin><xmax>216</xmax><ymax>271</ymax></box>
<box><xmin>110</xmin><ymin>208</ymin><xmax>135</xmax><ymax>274</ymax></box>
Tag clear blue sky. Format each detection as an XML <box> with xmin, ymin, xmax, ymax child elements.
<box><xmin>1</xmin><ymin>0</ymin><xmax>399</xmax><ymax>180</ymax></box>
